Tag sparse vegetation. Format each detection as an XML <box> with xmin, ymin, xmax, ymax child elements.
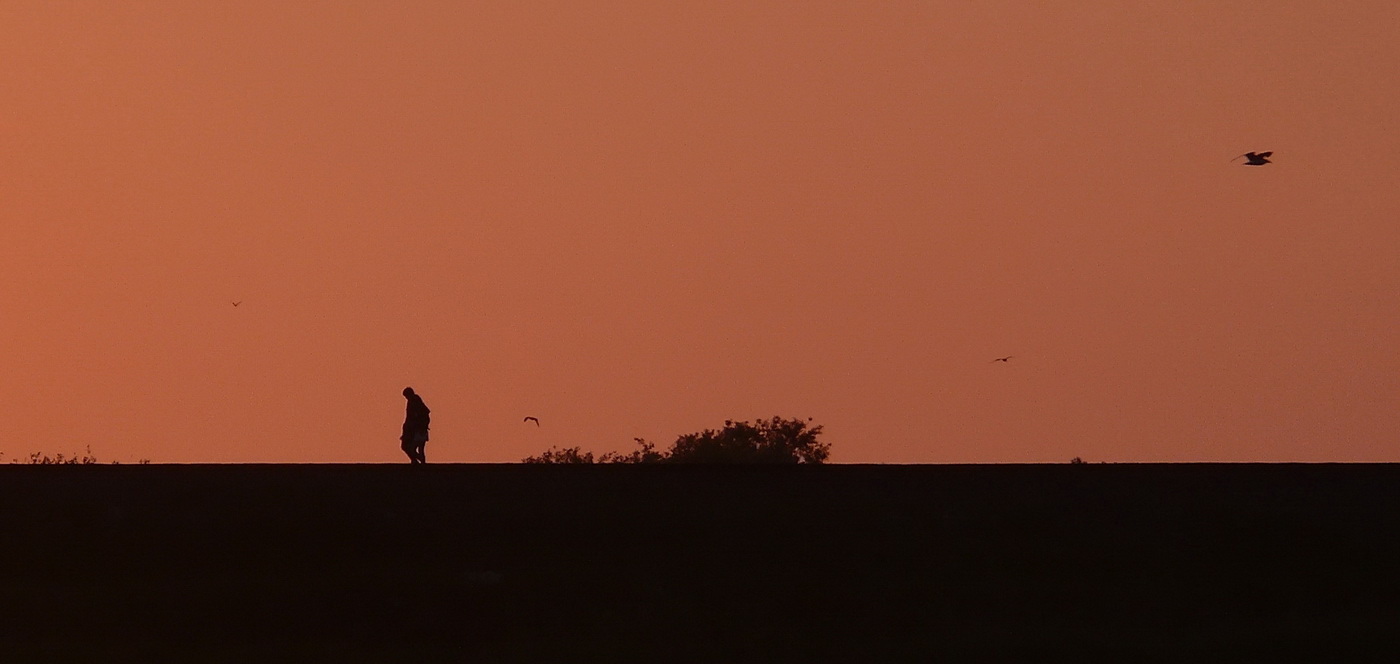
<box><xmin>1070</xmin><ymin>456</ymin><xmax>1086</xmax><ymax>465</ymax></box>
<box><xmin>17</xmin><ymin>446</ymin><xmax>102</xmax><ymax>465</ymax></box>
<box><xmin>4</xmin><ymin>447</ymin><xmax>133</xmax><ymax>464</ymax></box>
<box><xmin>524</xmin><ymin>417</ymin><xmax>830</xmax><ymax>464</ymax></box>
<box><xmin>597</xmin><ymin>438</ymin><xmax>667</xmax><ymax>464</ymax></box>
<box><xmin>522</xmin><ymin>446</ymin><xmax>599</xmax><ymax>464</ymax></box>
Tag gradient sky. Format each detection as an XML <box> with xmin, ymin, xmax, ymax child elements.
<box><xmin>2</xmin><ymin>2</ymin><xmax>1397</xmax><ymax>463</ymax></box>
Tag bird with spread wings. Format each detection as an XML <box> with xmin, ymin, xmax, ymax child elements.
<box><xmin>1231</xmin><ymin>151</ymin><xmax>1273</xmax><ymax>166</ymax></box>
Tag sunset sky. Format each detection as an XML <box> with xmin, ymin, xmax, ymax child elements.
<box><xmin>2</xmin><ymin>2</ymin><xmax>1396</xmax><ymax>463</ymax></box>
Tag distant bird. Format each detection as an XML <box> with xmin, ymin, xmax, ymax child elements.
<box><xmin>231</xmin><ymin>301</ymin><xmax>242</xmax><ymax>307</ymax></box>
<box><xmin>1231</xmin><ymin>151</ymin><xmax>1273</xmax><ymax>166</ymax></box>
<box><xmin>523</xmin><ymin>416</ymin><xmax>540</xmax><ymax>426</ymax></box>
<box><xmin>992</xmin><ymin>356</ymin><xmax>1013</xmax><ymax>363</ymax></box>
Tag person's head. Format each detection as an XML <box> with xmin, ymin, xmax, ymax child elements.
<box><xmin>403</xmin><ymin>387</ymin><xmax>415</xmax><ymax>398</ymax></box>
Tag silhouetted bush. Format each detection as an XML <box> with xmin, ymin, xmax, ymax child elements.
<box><xmin>597</xmin><ymin>438</ymin><xmax>667</xmax><ymax>464</ymax></box>
<box><xmin>667</xmin><ymin>417</ymin><xmax>829</xmax><ymax>464</ymax></box>
<box><xmin>522</xmin><ymin>446</ymin><xmax>598</xmax><ymax>464</ymax></box>
<box><xmin>3</xmin><ymin>448</ymin><xmax>152</xmax><ymax>464</ymax></box>
<box><xmin>524</xmin><ymin>417</ymin><xmax>830</xmax><ymax>464</ymax></box>
<box><xmin>12</xmin><ymin>446</ymin><xmax>102</xmax><ymax>465</ymax></box>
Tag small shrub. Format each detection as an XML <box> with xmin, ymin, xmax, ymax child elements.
<box><xmin>19</xmin><ymin>447</ymin><xmax>101</xmax><ymax>465</ymax></box>
<box><xmin>524</xmin><ymin>417</ymin><xmax>830</xmax><ymax>464</ymax></box>
<box><xmin>523</xmin><ymin>447</ymin><xmax>597</xmax><ymax>464</ymax></box>
<box><xmin>597</xmin><ymin>439</ymin><xmax>666</xmax><ymax>464</ymax></box>
<box><xmin>667</xmin><ymin>417</ymin><xmax>829</xmax><ymax>464</ymax></box>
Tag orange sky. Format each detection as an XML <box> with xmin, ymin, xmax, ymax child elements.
<box><xmin>2</xmin><ymin>2</ymin><xmax>1397</xmax><ymax>463</ymax></box>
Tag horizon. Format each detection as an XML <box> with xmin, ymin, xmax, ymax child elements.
<box><xmin>3</xmin><ymin>3</ymin><xmax>1397</xmax><ymax>464</ymax></box>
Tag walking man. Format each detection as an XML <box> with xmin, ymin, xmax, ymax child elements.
<box><xmin>401</xmin><ymin>387</ymin><xmax>431</xmax><ymax>464</ymax></box>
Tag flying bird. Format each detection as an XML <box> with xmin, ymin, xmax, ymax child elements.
<box><xmin>523</xmin><ymin>416</ymin><xmax>540</xmax><ymax>426</ymax></box>
<box><xmin>991</xmin><ymin>356</ymin><xmax>1013</xmax><ymax>363</ymax></box>
<box><xmin>1231</xmin><ymin>151</ymin><xmax>1273</xmax><ymax>166</ymax></box>
<box><xmin>231</xmin><ymin>301</ymin><xmax>242</xmax><ymax>307</ymax></box>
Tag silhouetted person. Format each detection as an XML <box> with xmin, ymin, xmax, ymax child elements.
<box><xmin>401</xmin><ymin>387</ymin><xmax>430</xmax><ymax>464</ymax></box>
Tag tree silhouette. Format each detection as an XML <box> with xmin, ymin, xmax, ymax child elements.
<box><xmin>523</xmin><ymin>417</ymin><xmax>830</xmax><ymax>464</ymax></box>
<box><xmin>667</xmin><ymin>417</ymin><xmax>828</xmax><ymax>464</ymax></box>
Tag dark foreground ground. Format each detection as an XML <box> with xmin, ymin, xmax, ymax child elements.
<box><xmin>2</xmin><ymin>464</ymin><xmax>1399</xmax><ymax>661</ymax></box>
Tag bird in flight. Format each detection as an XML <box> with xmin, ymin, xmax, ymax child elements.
<box><xmin>231</xmin><ymin>301</ymin><xmax>242</xmax><ymax>307</ymax></box>
<box><xmin>523</xmin><ymin>416</ymin><xmax>540</xmax><ymax>426</ymax></box>
<box><xmin>991</xmin><ymin>356</ymin><xmax>1013</xmax><ymax>363</ymax></box>
<box><xmin>1231</xmin><ymin>151</ymin><xmax>1273</xmax><ymax>166</ymax></box>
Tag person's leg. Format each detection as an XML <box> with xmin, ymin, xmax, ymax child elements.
<box><xmin>416</xmin><ymin>442</ymin><xmax>427</xmax><ymax>464</ymax></box>
<box><xmin>401</xmin><ymin>438</ymin><xmax>418</xmax><ymax>463</ymax></box>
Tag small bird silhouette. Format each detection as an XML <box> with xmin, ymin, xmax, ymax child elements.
<box><xmin>523</xmin><ymin>416</ymin><xmax>540</xmax><ymax>426</ymax></box>
<box><xmin>231</xmin><ymin>301</ymin><xmax>242</xmax><ymax>307</ymax></box>
<box><xmin>992</xmin><ymin>356</ymin><xmax>1013</xmax><ymax>363</ymax></box>
<box><xmin>1231</xmin><ymin>151</ymin><xmax>1273</xmax><ymax>166</ymax></box>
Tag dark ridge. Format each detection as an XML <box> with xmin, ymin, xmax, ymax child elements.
<box><xmin>2</xmin><ymin>464</ymin><xmax>1397</xmax><ymax>661</ymax></box>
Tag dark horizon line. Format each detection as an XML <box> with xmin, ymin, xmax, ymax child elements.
<box><xmin>5</xmin><ymin>461</ymin><xmax>1396</xmax><ymax>467</ymax></box>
